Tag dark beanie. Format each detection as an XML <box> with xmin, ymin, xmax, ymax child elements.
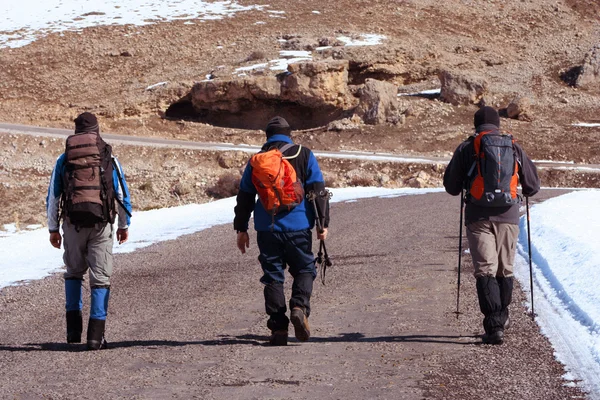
<box><xmin>265</xmin><ymin>116</ymin><xmax>291</xmax><ymax>137</ymax></box>
<box><xmin>74</xmin><ymin>112</ymin><xmax>99</xmax><ymax>133</ymax></box>
<box><xmin>474</xmin><ymin>106</ymin><xmax>500</xmax><ymax>129</ymax></box>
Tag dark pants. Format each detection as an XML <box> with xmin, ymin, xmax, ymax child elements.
<box><xmin>257</xmin><ymin>230</ymin><xmax>317</xmax><ymax>331</ymax></box>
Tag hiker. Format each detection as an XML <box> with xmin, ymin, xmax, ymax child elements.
<box><xmin>234</xmin><ymin>116</ymin><xmax>330</xmax><ymax>346</ymax></box>
<box><xmin>443</xmin><ymin>106</ymin><xmax>540</xmax><ymax>345</ymax></box>
<box><xmin>46</xmin><ymin>112</ymin><xmax>132</xmax><ymax>350</ymax></box>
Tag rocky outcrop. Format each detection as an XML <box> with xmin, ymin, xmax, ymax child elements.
<box><xmin>354</xmin><ymin>79</ymin><xmax>400</xmax><ymax>125</ymax></box>
<box><xmin>439</xmin><ymin>70</ymin><xmax>488</xmax><ymax>105</ymax></box>
<box><xmin>167</xmin><ymin>60</ymin><xmax>358</xmax><ymax>130</ymax></box>
<box><xmin>575</xmin><ymin>45</ymin><xmax>600</xmax><ymax>89</ymax></box>
<box><xmin>281</xmin><ymin>61</ymin><xmax>357</xmax><ymax>110</ymax></box>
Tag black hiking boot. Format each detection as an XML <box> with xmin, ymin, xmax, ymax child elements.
<box><xmin>290</xmin><ymin>307</ymin><xmax>310</xmax><ymax>342</ymax></box>
<box><xmin>269</xmin><ymin>330</ymin><xmax>288</xmax><ymax>346</ymax></box>
<box><xmin>86</xmin><ymin>318</ymin><xmax>106</xmax><ymax>350</ymax></box>
<box><xmin>482</xmin><ymin>330</ymin><xmax>504</xmax><ymax>345</ymax></box>
<box><xmin>66</xmin><ymin>310</ymin><xmax>83</xmax><ymax>343</ymax></box>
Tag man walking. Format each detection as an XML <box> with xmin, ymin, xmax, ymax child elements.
<box><xmin>234</xmin><ymin>116</ymin><xmax>330</xmax><ymax>346</ymax></box>
<box><xmin>47</xmin><ymin>112</ymin><xmax>132</xmax><ymax>350</ymax></box>
<box><xmin>444</xmin><ymin>106</ymin><xmax>540</xmax><ymax>344</ymax></box>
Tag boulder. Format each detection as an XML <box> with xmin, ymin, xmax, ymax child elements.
<box><xmin>282</xmin><ymin>61</ymin><xmax>357</xmax><ymax>109</ymax></box>
<box><xmin>575</xmin><ymin>45</ymin><xmax>600</xmax><ymax>89</ymax></box>
<box><xmin>217</xmin><ymin>151</ymin><xmax>249</xmax><ymax>169</ymax></box>
<box><xmin>406</xmin><ymin>171</ymin><xmax>433</xmax><ymax>188</ymax></box>
<box><xmin>354</xmin><ymin>79</ymin><xmax>400</xmax><ymax>125</ymax></box>
<box><xmin>439</xmin><ymin>70</ymin><xmax>488</xmax><ymax>105</ymax></box>
<box><xmin>327</xmin><ymin>117</ymin><xmax>361</xmax><ymax>131</ymax></box>
<box><xmin>506</xmin><ymin>96</ymin><xmax>533</xmax><ymax>121</ymax></box>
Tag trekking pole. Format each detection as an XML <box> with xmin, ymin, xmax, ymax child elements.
<box><xmin>306</xmin><ymin>190</ymin><xmax>333</xmax><ymax>284</ymax></box>
<box><xmin>526</xmin><ymin>197</ymin><xmax>535</xmax><ymax>320</ymax></box>
<box><xmin>455</xmin><ymin>189</ymin><xmax>465</xmax><ymax>318</ymax></box>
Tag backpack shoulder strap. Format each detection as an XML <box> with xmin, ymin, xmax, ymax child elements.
<box><xmin>282</xmin><ymin>144</ymin><xmax>302</xmax><ymax>159</ymax></box>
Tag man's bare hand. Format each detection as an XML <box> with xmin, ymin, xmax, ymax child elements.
<box><xmin>317</xmin><ymin>228</ymin><xmax>328</xmax><ymax>241</ymax></box>
<box><xmin>237</xmin><ymin>232</ymin><xmax>250</xmax><ymax>254</ymax></box>
<box><xmin>49</xmin><ymin>232</ymin><xmax>62</xmax><ymax>249</ymax></box>
<box><xmin>116</xmin><ymin>228</ymin><xmax>129</xmax><ymax>244</ymax></box>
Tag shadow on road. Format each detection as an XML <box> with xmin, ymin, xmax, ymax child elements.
<box><xmin>0</xmin><ymin>332</ymin><xmax>478</xmax><ymax>352</ymax></box>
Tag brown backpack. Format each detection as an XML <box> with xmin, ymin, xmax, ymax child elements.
<box><xmin>62</xmin><ymin>132</ymin><xmax>116</xmax><ymax>226</ymax></box>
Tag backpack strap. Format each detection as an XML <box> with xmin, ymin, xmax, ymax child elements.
<box><xmin>281</xmin><ymin>144</ymin><xmax>302</xmax><ymax>160</ymax></box>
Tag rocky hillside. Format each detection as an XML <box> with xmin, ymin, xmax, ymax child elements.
<box><xmin>1</xmin><ymin>0</ymin><xmax>600</xmax><ymax>228</ymax></box>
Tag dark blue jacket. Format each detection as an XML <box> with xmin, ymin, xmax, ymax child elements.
<box><xmin>234</xmin><ymin>134</ymin><xmax>328</xmax><ymax>232</ymax></box>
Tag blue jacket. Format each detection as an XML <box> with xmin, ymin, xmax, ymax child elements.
<box><xmin>46</xmin><ymin>153</ymin><xmax>132</xmax><ymax>232</ymax></box>
<box><xmin>234</xmin><ymin>134</ymin><xmax>327</xmax><ymax>232</ymax></box>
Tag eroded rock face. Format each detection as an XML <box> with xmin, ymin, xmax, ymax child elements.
<box><xmin>576</xmin><ymin>45</ymin><xmax>600</xmax><ymax>89</ymax></box>
<box><xmin>354</xmin><ymin>79</ymin><xmax>400</xmax><ymax>125</ymax></box>
<box><xmin>282</xmin><ymin>61</ymin><xmax>357</xmax><ymax>109</ymax></box>
<box><xmin>439</xmin><ymin>70</ymin><xmax>488</xmax><ymax>105</ymax></box>
<box><xmin>173</xmin><ymin>60</ymin><xmax>357</xmax><ymax>130</ymax></box>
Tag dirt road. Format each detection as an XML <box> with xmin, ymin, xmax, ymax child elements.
<box><xmin>0</xmin><ymin>191</ymin><xmax>585</xmax><ymax>399</ymax></box>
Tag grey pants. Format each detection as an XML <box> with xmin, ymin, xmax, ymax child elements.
<box><xmin>466</xmin><ymin>221</ymin><xmax>519</xmax><ymax>278</ymax></box>
<box><xmin>62</xmin><ymin>220</ymin><xmax>113</xmax><ymax>286</ymax></box>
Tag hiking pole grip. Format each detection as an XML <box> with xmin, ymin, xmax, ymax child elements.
<box><xmin>526</xmin><ymin>196</ymin><xmax>535</xmax><ymax>320</ymax></box>
<box><xmin>307</xmin><ymin>191</ymin><xmax>324</xmax><ymax>234</ymax></box>
<box><xmin>456</xmin><ymin>189</ymin><xmax>464</xmax><ymax>318</ymax></box>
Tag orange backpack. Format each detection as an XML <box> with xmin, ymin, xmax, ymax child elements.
<box><xmin>467</xmin><ymin>131</ymin><xmax>520</xmax><ymax>207</ymax></box>
<box><xmin>250</xmin><ymin>143</ymin><xmax>304</xmax><ymax>215</ymax></box>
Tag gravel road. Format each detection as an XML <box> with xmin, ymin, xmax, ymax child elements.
<box><xmin>0</xmin><ymin>191</ymin><xmax>586</xmax><ymax>399</ymax></box>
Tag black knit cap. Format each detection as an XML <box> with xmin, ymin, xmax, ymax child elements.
<box><xmin>265</xmin><ymin>116</ymin><xmax>292</xmax><ymax>137</ymax></box>
<box><xmin>74</xmin><ymin>112</ymin><xmax>99</xmax><ymax>133</ymax></box>
<box><xmin>473</xmin><ymin>106</ymin><xmax>500</xmax><ymax>129</ymax></box>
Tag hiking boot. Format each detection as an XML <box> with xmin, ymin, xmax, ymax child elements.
<box><xmin>482</xmin><ymin>330</ymin><xmax>504</xmax><ymax>345</ymax></box>
<box><xmin>290</xmin><ymin>307</ymin><xmax>310</xmax><ymax>342</ymax></box>
<box><xmin>66</xmin><ymin>310</ymin><xmax>82</xmax><ymax>343</ymax></box>
<box><xmin>269</xmin><ymin>330</ymin><xmax>288</xmax><ymax>346</ymax></box>
<box><xmin>86</xmin><ymin>318</ymin><xmax>106</xmax><ymax>350</ymax></box>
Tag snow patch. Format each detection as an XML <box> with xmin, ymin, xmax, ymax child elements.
<box><xmin>0</xmin><ymin>188</ymin><xmax>441</xmax><ymax>289</ymax></box>
<box><xmin>572</xmin><ymin>123</ymin><xmax>600</xmax><ymax>128</ymax></box>
<box><xmin>0</xmin><ymin>0</ymin><xmax>266</xmax><ymax>49</ymax></box>
<box><xmin>337</xmin><ymin>34</ymin><xmax>386</xmax><ymax>46</ymax></box>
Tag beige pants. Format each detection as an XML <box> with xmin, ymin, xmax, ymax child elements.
<box><xmin>466</xmin><ymin>221</ymin><xmax>519</xmax><ymax>278</ymax></box>
<box><xmin>62</xmin><ymin>220</ymin><xmax>114</xmax><ymax>286</ymax></box>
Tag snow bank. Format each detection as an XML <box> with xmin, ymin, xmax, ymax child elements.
<box><xmin>0</xmin><ymin>187</ymin><xmax>441</xmax><ymax>289</ymax></box>
<box><xmin>515</xmin><ymin>190</ymin><xmax>600</xmax><ymax>397</ymax></box>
